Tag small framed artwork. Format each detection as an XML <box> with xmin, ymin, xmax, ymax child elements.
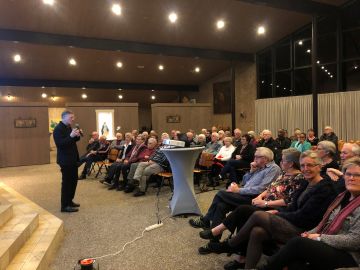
<box><xmin>14</xmin><ymin>119</ymin><xmax>36</xmax><ymax>128</ymax></box>
<box><xmin>166</xmin><ymin>115</ymin><xmax>181</xmax><ymax>123</ymax></box>
<box><xmin>96</xmin><ymin>109</ymin><xmax>115</xmax><ymax>139</ymax></box>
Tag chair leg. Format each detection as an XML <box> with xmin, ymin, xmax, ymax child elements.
<box><xmin>95</xmin><ymin>164</ymin><xmax>104</xmax><ymax>178</ymax></box>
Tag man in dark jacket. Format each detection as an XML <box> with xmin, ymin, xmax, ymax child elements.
<box><xmin>320</xmin><ymin>126</ymin><xmax>339</xmax><ymax>154</ymax></box>
<box><xmin>53</xmin><ymin>110</ymin><xmax>81</xmax><ymax>213</ymax></box>
<box><xmin>257</xmin><ymin>129</ymin><xmax>277</xmax><ymax>157</ymax></box>
<box><xmin>275</xmin><ymin>128</ymin><xmax>291</xmax><ymax>164</ymax></box>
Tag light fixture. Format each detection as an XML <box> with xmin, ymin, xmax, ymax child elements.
<box><xmin>257</xmin><ymin>26</ymin><xmax>265</xmax><ymax>35</ymax></box>
<box><xmin>325</xmin><ymin>69</ymin><xmax>328</xmax><ymax>72</ymax></box>
<box><xmin>41</xmin><ymin>86</ymin><xmax>45</xmax><ymax>89</ymax></box>
<box><xmin>168</xmin><ymin>12</ymin><xmax>178</xmax><ymax>23</ymax></box>
<box><xmin>111</xmin><ymin>3</ymin><xmax>122</xmax><ymax>16</ymax></box>
<box><xmin>316</xmin><ymin>60</ymin><xmax>320</xmax><ymax>64</ymax></box>
<box><xmin>328</xmin><ymin>72</ymin><xmax>331</xmax><ymax>75</ymax></box>
<box><xmin>321</xmin><ymin>66</ymin><xmax>325</xmax><ymax>69</ymax></box>
<box><xmin>194</xmin><ymin>67</ymin><xmax>200</xmax><ymax>73</ymax></box>
<box><xmin>41</xmin><ymin>93</ymin><xmax>47</xmax><ymax>98</ymax></box>
<box><xmin>116</xmin><ymin>61</ymin><xmax>123</xmax><ymax>68</ymax></box>
<box><xmin>82</xmin><ymin>87</ymin><xmax>86</xmax><ymax>90</ymax></box>
<box><xmin>306</xmin><ymin>49</ymin><xmax>311</xmax><ymax>53</ymax></box>
<box><xmin>158</xmin><ymin>65</ymin><xmax>164</xmax><ymax>70</ymax></box>
<box><xmin>81</xmin><ymin>94</ymin><xmax>87</xmax><ymax>99</ymax></box>
<box><xmin>298</xmin><ymin>40</ymin><xmax>303</xmax><ymax>45</ymax></box>
<box><xmin>354</xmin><ymin>65</ymin><xmax>359</xmax><ymax>70</ymax></box>
<box><xmin>7</xmin><ymin>94</ymin><xmax>13</xmax><ymax>101</ymax></box>
<box><xmin>151</xmin><ymin>89</ymin><xmax>155</xmax><ymax>92</ymax></box>
<box><xmin>276</xmin><ymin>85</ymin><xmax>279</xmax><ymax>88</ymax></box>
<box><xmin>330</xmin><ymin>75</ymin><xmax>333</xmax><ymax>78</ymax></box>
<box><xmin>51</xmin><ymin>96</ymin><xmax>57</xmax><ymax>101</ymax></box>
<box><xmin>118</xmin><ymin>88</ymin><xmax>122</xmax><ymax>91</ymax></box>
<box><xmin>216</xmin><ymin>20</ymin><xmax>225</xmax><ymax>29</ymax></box>
<box><xmin>151</xmin><ymin>95</ymin><xmax>156</xmax><ymax>100</ymax></box>
<box><xmin>118</xmin><ymin>94</ymin><xmax>123</xmax><ymax>99</ymax></box>
<box><xmin>43</xmin><ymin>0</ymin><xmax>54</xmax><ymax>5</ymax></box>
<box><xmin>68</xmin><ymin>58</ymin><xmax>77</xmax><ymax>66</ymax></box>
<box><xmin>13</xmin><ymin>54</ymin><xmax>21</xmax><ymax>63</ymax></box>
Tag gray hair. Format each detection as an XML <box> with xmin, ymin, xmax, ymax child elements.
<box><xmin>318</xmin><ymin>140</ymin><xmax>337</xmax><ymax>157</ymax></box>
<box><xmin>282</xmin><ymin>148</ymin><xmax>301</xmax><ymax>170</ymax></box>
<box><xmin>61</xmin><ymin>110</ymin><xmax>74</xmax><ymax>119</ymax></box>
<box><xmin>211</xmin><ymin>132</ymin><xmax>219</xmax><ymax>139</ymax></box>
<box><xmin>342</xmin><ymin>156</ymin><xmax>360</xmax><ymax>173</ymax></box>
<box><xmin>300</xmin><ymin>150</ymin><xmax>322</xmax><ymax>165</ymax></box>
<box><xmin>343</xmin><ymin>143</ymin><xmax>360</xmax><ymax>157</ymax></box>
<box><xmin>256</xmin><ymin>147</ymin><xmax>274</xmax><ymax>161</ymax></box>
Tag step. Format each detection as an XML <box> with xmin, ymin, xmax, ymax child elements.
<box><xmin>0</xmin><ymin>204</ymin><xmax>13</xmax><ymax>228</ymax></box>
<box><xmin>0</xmin><ymin>213</ymin><xmax>39</xmax><ymax>270</ymax></box>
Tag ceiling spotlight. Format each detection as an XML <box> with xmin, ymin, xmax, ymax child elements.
<box><xmin>82</xmin><ymin>87</ymin><xmax>86</xmax><ymax>90</ymax></box>
<box><xmin>118</xmin><ymin>94</ymin><xmax>123</xmax><ymax>99</ymax></box>
<box><xmin>328</xmin><ymin>72</ymin><xmax>331</xmax><ymax>75</ymax></box>
<box><xmin>321</xmin><ymin>66</ymin><xmax>325</xmax><ymax>69</ymax></box>
<box><xmin>283</xmin><ymin>87</ymin><xmax>286</xmax><ymax>90</ymax></box>
<box><xmin>261</xmin><ymin>80</ymin><xmax>265</xmax><ymax>84</ymax></box>
<box><xmin>41</xmin><ymin>93</ymin><xmax>47</xmax><ymax>98</ymax></box>
<box><xmin>216</xmin><ymin>20</ymin><xmax>225</xmax><ymax>29</ymax></box>
<box><xmin>151</xmin><ymin>89</ymin><xmax>155</xmax><ymax>92</ymax></box>
<box><xmin>41</xmin><ymin>86</ymin><xmax>45</xmax><ymax>89</ymax></box>
<box><xmin>276</xmin><ymin>85</ymin><xmax>279</xmax><ymax>88</ymax></box>
<box><xmin>43</xmin><ymin>0</ymin><xmax>54</xmax><ymax>5</ymax></box>
<box><xmin>194</xmin><ymin>67</ymin><xmax>200</xmax><ymax>73</ymax></box>
<box><xmin>298</xmin><ymin>40</ymin><xmax>303</xmax><ymax>45</ymax></box>
<box><xmin>118</xmin><ymin>88</ymin><xmax>122</xmax><ymax>91</ymax></box>
<box><xmin>168</xmin><ymin>12</ymin><xmax>178</xmax><ymax>23</ymax></box>
<box><xmin>111</xmin><ymin>3</ymin><xmax>122</xmax><ymax>16</ymax></box>
<box><xmin>330</xmin><ymin>75</ymin><xmax>333</xmax><ymax>78</ymax></box>
<box><xmin>116</xmin><ymin>61</ymin><xmax>123</xmax><ymax>68</ymax></box>
<box><xmin>158</xmin><ymin>65</ymin><xmax>164</xmax><ymax>70</ymax></box>
<box><xmin>257</xmin><ymin>26</ymin><xmax>265</xmax><ymax>35</ymax></box>
<box><xmin>13</xmin><ymin>54</ymin><xmax>21</xmax><ymax>63</ymax></box>
<box><xmin>151</xmin><ymin>95</ymin><xmax>156</xmax><ymax>100</ymax></box>
<box><xmin>354</xmin><ymin>65</ymin><xmax>358</xmax><ymax>70</ymax></box>
<box><xmin>68</xmin><ymin>58</ymin><xmax>77</xmax><ymax>66</ymax></box>
<box><xmin>81</xmin><ymin>94</ymin><xmax>87</xmax><ymax>99</ymax></box>
<box><xmin>316</xmin><ymin>60</ymin><xmax>320</xmax><ymax>64</ymax></box>
<box><xmin>325</xmin><ymin>69</ymin><xmax>328</xmax><ymax>72</ymax></box>
<box><xmin>306</xmin><ymin>49</ymin><xmax>311</xmax><ymax>53</ymax></box>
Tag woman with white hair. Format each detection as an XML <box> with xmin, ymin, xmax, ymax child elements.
<box><xmin>317</xmin><ymin>140</ymin><xmax>339</xmax><ymax>179</ymax></box>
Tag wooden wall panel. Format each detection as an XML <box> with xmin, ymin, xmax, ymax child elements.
<box><xmin>66</xmin><ymin>103</ymin><xmax>139</xmax><ymax>155</ymax></box>
<box><xmin>0</xmin><ymin>103</ymin><xmax>50</xmax><ymax>167</ymax></box>
<box><xmin>151</xmin><ymin>103</ymin><xmax>212</xmax><ymax>134</ymax></box>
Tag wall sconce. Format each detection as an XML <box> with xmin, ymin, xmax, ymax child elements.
<box><xmin>7</xmin><ymin>94</ymin><xmax>13</xmax><ymax>101</ymax></box>
<box><xmin>51</xmin><ymin>96</ymin><xmax>57</xmax><ymax>101</ymax></box>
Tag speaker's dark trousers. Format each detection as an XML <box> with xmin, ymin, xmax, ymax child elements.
<box><xmin>60</xmin><ymin>165</ymin><xmax>78</xmax><ymax>208</ymax></box>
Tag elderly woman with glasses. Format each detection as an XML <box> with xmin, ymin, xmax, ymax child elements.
<box><xmin>317</xmin><ymin>140</ymin><xmax>339</xmax><ymax>179</ymax></box>
<box><xmin>260</xmin><ymin>157</ymin><xmax>360</xmax><ymax>270</ymax></box>
<box><xmin>200</xmin><ymin>151</ymin><xmax>337</xmax><ymax>270</ymax></box>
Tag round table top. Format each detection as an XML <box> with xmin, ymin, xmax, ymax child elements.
<box><xmin>160</xmin><ymin>146</ymin><xmax>205</xmax><ymax>152</ymax></box>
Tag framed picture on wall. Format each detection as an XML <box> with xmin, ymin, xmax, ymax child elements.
<box><xmin>14</xmin><ymin>119</ymin><xmax>36</xmax><ymax>128</ymax></box>
<box><xmin>95</xmin><ymin>109</ymin><xmax>115</xmax><ymax>139</ymax></box>
<box><xmin>213</xmin><ymin>81</ymin><xmax>231</xmax><ymax>114</ymax></box>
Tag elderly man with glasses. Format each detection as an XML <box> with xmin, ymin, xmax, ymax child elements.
<box><xmin>189</xmin><ymin>147</ymin><xmax>281</xmax><ymax>231</ymax></box>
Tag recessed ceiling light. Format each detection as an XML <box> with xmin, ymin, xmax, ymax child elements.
<box><xmin>111</xmin><ymin>3</ymin><xmax>122</xmax><ymax>16</ymax></box>
<box><xmin>168</xmin><ymin>12</ymin><xmax>178</xmax><ymax>23</ymax></box>
<box><xmin>41</xmin><ymin>86</ymin><xmax>45</xmax><ymax>89</ymax></box>
<box><xmin>82</xmin><ymin>87</ymin><xmax>86</xmax><ymax>90</ymax></box>
<box><xmin>69</xmin><ymin>58</ymin><xmax>77</xmax><ymax>66</ymax></box>
<box><xmin>151</xmin><ymin>89</ymin><xmax>155</xmax><ymax>92</ymax></box>
<box><xmin>316</xmin><ymin>60</ymin><xmax>320</xmax><ymax>64</ymax></box>
<box><xmin>137</xmin><ymin>65</ymin><xmax>145</xmax><ymax>69</ymax></box>
<box><xmin>298</xmin><ymin>40</ymin><xmax>303</xmax><ymax>45</ymax></box>
<box><xmin>118</xmin><ymin>88</ymin><xmax>122</xmax><ymax>91</ymax></box>
<box><xmin>216</xmin><ymin>20</ymin><xmax>225</xmax><ymax>29</ymax></box>
<box><xmin>321</xmin><ymin>66</ymin><xmax>325</xmax><ymax>69</ymax></box>
<box><xmin>118</xmin><ymin>95</ymin><xmax>123</xmax><ymax>99</ymax></box>
<box><xmin>257</xmin><ymin>26</ymin><xmax>265</xmax><ymax>35</ymax></box>
<box><xmin>330</xmin><ymin>75</ymin><xmax>333</xmax><ymax>78</ymax></box>
<box><xmin>306</xmin><ymin>49</ymin><xmax>311</xmax><ymax>53</ymax></box>
<box><xmin>116</xmin><ymin>61</ymin><xmax>123</xmax><ymax>68</ymax></box>
<box><xmin>43</xmin><ymin>0</ymin><xmax>54</xmax><ymax>5</ymax></box>
<box><xmin>81</xmin><ymin>94</ymin><xmax>87</xmax><ymax>99</ymax></box>
<box><xmin>13</xmin><ymin>54</ymin><xmax>21</xmax><ymax>63</ymax></box>
<box><xmin>158</xmin><ymin>65</ymin><xmax>164</xmax><ymax>70</ymax></box>
<box><xmin>41</xmin><ymin>93</ymin><xmax>47</xmax><ymax>98</ymax></box>
<box><xmin>195</xmin><ymin>67</ymin><xmax>200</xmax><ymax>73</ymax></box>
<box><xmin>325</xmin><ymin>69</ymin><xmax>328</xmax><ymax>72</ymax></box>
<box><xmin>151</xmin><ymin>95</ymin><xmax>156</xmax><ymax>100</ymax></box>
<box><xmin>328</xmin><ymin>72</ymin><xmax>331</xmax><ymax>75</ymax></box>
<box><xmin>354</xmin><ymin>65</ymin><xmax>358</xmax><ymax>70</ymax></box>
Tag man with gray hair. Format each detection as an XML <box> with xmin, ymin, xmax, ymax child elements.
<box><xmin>189</xmin><ymin>147</ymin><xmax>281</xmax><ymax>232</ymax></box>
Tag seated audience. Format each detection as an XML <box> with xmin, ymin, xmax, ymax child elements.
<box><xmin>274</xmin><ymin>128</ymin><xmax>291</xmax><ymax>163</ymax></box>
<box><xmin>218</xmin><ymin>134</ymin><xmax>255</xmax><ymax>184</ymax></box>
<box><xmin>211</xmin><ymin>126</ymin><xmax>218</xmax><ymax>133</ymax></box>
<box><xmin>306</xmin><ymin>128</ymin><xmax>319</xmax><ymax>146</ymax></box>
<box><xmin>189</xmin><ymin>147</ymin><xmax>281</xmax><ymax>231</ymax></box>
<box><xmin>247</xmin><ymin>131</ymin><xmax>258</xmax><ymax>148</ymax></box>
<box><xmin>203</xmin><ymin>132</ymin><xmax>222</xmax><ymax>155</ymax></box>
<box><xmin>290</xmin><ymin>128</ymin><xmax>302</xmax><ymax>142</ymax></box>
<box><xmin>256</xmin><ymin>130</ymin><xmax>277</xmax><ymax>156</ymax></box>
<box><xmin>290</xmin><ymin>132</ymin><xmax>311</xmax><ymax>153</ymax></box>
<box><xmin>320</xmin><ymin>126</ymin><xmax>339</xmax><ymax>155</ymax></box>
<box><xmin>233</xmin><ymin>128</ymin><xmax>242</xmax><ymax>147</ymax></box>
<box><xmin>317</xmin><ymin>140</ymin><xmax>339</xmax><ymax>179</ymax></box>
<box><xmin>218</xmin><ymin>130</ymin><xmax>225</xmax><ymax>145</ymax></box>
<box><xmin>79</xmin><ymin>135</ymin><xmax>110</xmax><ymax>179</ymax></box>
<box><xmin>79</xmin><ymin>131</ymin><xmax>100</xmax><ymax>161</ymax></box>
<box><xmin>109</xmin><ymin>132</ymin><xmax>124</xmax><ymax>150</ymax></box>
<box><xmin>259</xmin><ymin>157</ymin><xmax>360</xmax><ymax>270</ymax></box>
<box><xmin>201</xmin><ymin>150</ymin><xmax>337</xmax><ymax>269</ymax></box>
<box><xmin>195</xmin><ymin>134</ymin><xmax>207</xmax><ymax>147</ymax></box>
<box><xmin>186</xmin><ymin>131</ymin><xmax>196</xmax><ymax>147</ymax></box>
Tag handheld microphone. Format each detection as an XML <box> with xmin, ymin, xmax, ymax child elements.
<box><xmin>75</xmin><ymin>124</ymin><xmax>84</xmax><ymax>137</ymax></box>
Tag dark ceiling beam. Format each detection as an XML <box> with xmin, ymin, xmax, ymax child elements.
<box><xmin>0</xmin><ymin>28</ymin><xmax>254</xmax><ymax>62</ymax></box>
<box><xmin>234</xmin><ymin>0</ymin><xmax>339</xmax><ymax>15</ymax></box>
<box><xmin>0</xmin><ymin>78</ymin><xmax>199</xmax><ymax>92</ymax></box>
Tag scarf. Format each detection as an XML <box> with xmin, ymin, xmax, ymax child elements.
<box><xmin>316</xmin><ymin>191</ymin><xmax>360</xmax><ymax>235</ymax></box>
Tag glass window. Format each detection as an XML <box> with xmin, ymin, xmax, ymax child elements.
<box><xmin>275</xmin><ymin>71</ymin><xmax>291</xmax><ymax>97</ymax></box>
<box><xmin>318</xmin><ymin>16</ymin><xmax>337</xmax><ymax>35</ymax></box>
<box><xmin>318</xmin><ymin>33</ymin><xmax>336</xmax><ymax>64</ymax></box>
<box><xmin>344</xmin><ymin>61</ymin><xmax>360</xmax><ymax>91</ymax></box>
<box><xmin>294</xmin><ymin>38</ymin><xmax>312</xmax><ymax>67</ymax></box>
<box><xmin>258</xmin><ymin>73</ymin><xmax>273</xmax><ymax>99</ymax></box>
<box><xmin>294</xmin><ymin>68</ymin><xmax>312</xmax><ymax>95</ymax></box>
<box><xmin>258</xmin><ymin>50</ymin><xmax>272</xmax><ymax>74</ymax></box>
<box><xmin>343</xmin><ymin>29</ymin><xmax>360</xmax><ymax>60</ymax></box>
<box><xmin>275</xmin><ymin>41</ymin><xmax>291</xmax><ymax>70</ymax></box>
<box><xmin>318</xmin><ymin>64</ymin><xmax>337</xmax><ymax>93</ymax></box>
<box><xmin>342</xmin><ymin>1</ymin><xmax>360</xmax><ymax>30</ymax></box>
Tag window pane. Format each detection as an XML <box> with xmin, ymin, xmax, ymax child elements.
<box><xmin>258</xmin><ymin>50</ymin><xmax>272</xmax><ymax>74</ymax></box>
<box><xmin>342</xmin><ymin>1</ymin><xmax>360</xmax><ymax>30</ymax></box>
<box><xmin>344</xmin><ymin>29</ymin><xmax>360</xmax><ymax>60</ymax></box>
<box><xmin>275</xmin><ymin>71</ymin><xmax>292</xmax><ymax>97</ymax></box>
<box><xmin>294</xmin><ymin>38</ymin><xmax>311</xmax><ymax>67</ymax></box>
<box><xmin>318</xmin><ymin>16</ymin><xmax>336</xmax><ymax>35</ymax></box>
<box><xmin>344</xmin><ymin>61</ymin><xmax>360</xmax><ymax>91</ymax></box>
<box><xmin>318</xmin><ymin>33</ymin><xmax>336</xmax><ymax>63</ymax></box>
<box><xmin>275</xmin><ymin>42</ymin><xmax>290</xmax><ymax>70</ymax></box>
<box><xmin>258</xmin><ymin>73</ymin><xmax>273</xmax><ymax>99</ymax></box>
<box><xmin>318</xmin><ymin>64</ymin><xmax>337</xmax><ymax>93</ymax></box>
<box><xmin>294</xmin><ymin>68</ymin><xmax>312</xmax><ymax>95</ymax></box>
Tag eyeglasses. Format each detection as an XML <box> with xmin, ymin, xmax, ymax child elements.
<box><xmin>345</xmin><ymin>172</ymin><xmax>360</xmax><ymax>179</ymax></box>
<box><xmin>300</xmin><ymin>163</ymin><xmax>319</xmax><ymax>169</ymax></box>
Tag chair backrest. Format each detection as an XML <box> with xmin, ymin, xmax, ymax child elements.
<box><xmin>199</xmin><ymin>152</ymin><xmax>214</xmax><ymax>167</ymax></box>
<box><xmin>108</xmin><ymin>148</ymin><xmax>119</xmax><ymax>162</ymax></box>
<box><xmin>338</xmin><ymin>140</ymin><xmax>345</xmax><ymax>151</ymax></box>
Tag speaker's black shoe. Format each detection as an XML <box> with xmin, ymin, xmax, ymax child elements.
<box><xmin>70</xmin><ymin>201</ymin><xmax>80</xmax><ymax>207</ymax></box>
<box><xmin>61</xmin><ymin>206</ymin><xmax>79</xmax><ymax>213</ymax></box>
<box><xmin>134</xmin><ymin>191</ymin><xmax>145</xmax><ymax>197</ymax></box>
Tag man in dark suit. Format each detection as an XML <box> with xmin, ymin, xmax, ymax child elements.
<box><xmin>53</xmin><ymin>110</ymin><xmax>81</xmax><ymax>213</ymax></box>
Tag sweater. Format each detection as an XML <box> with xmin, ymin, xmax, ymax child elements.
<box><xmin>215</xmin><ymin>145</ymin><xmax>236</xmax><ymax>161</ymax></box>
